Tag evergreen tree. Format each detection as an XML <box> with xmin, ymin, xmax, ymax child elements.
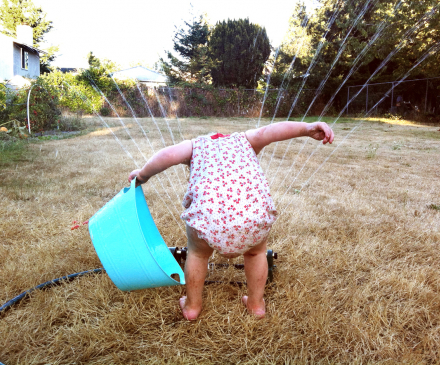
<box><xmin>161</xmin><ymin>14</ymin><xmax>210</xmax><ymax>84</ymax></box>
<box><xmin>276</xmin><ymin>0</ymin><xmax>440</xmax><ymax>103</ymax></box>
<box><xmin>0</xmin><ymin>0</ymin><xmax>59</xmax><ymax>73</ymax></box>
<box><xmin>78</xmin><ymin>52</ymin><xmax>119</xmax><ymax>93</ymax></box>
<box><xmin>208</xmin><ymin>18</ymin><xmax>271</xmax><ymax>88</ymax></box>
<box><xmin>270</xmin><ymin>2</ymin><xmax>310</xmax><ymax>88</ymax></box>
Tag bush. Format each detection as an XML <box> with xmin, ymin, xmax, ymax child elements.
<box><xmin>58</xmin><ymin>116</ymin><xmax>85</xmax><ymax>131</ymax></box>
<box><xmin>39</xmin><ymin>70</ymin><xmax>102</xmax><ymax>114</ymax></box>
<box><xmin>6</xmin><ymin>84</ymin><xmax>61</xmax><ymax>132</ymax></box>
<box><xmin>100</xmin><ymin>106</ymin><xmax>111</xmax><ymax>116</ymax></box>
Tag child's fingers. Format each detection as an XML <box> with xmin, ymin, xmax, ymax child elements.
<box><xmin>322</xmin><ymin>127</ymin><xmax>334</xmax><ymax>144</ymax></box>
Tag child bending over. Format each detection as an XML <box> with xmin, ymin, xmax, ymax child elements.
<box><xmin>129</xmin><ymin>121</ymin><xmax>334</xmax><ymax>320</ymax></box>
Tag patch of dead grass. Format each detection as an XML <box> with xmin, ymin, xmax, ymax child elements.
<box><xmin>1</xmin><ymin>117</ymin><xmax>440</xmax><ymax>364</ymax></box>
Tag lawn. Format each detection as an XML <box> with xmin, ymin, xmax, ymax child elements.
<box><xmin>1</xmin><ymin>117</ymin><xmax>439</xmax><ymax>364</ymax></box>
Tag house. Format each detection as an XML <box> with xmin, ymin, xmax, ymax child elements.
<box><xmin>111</xmin><ymin>66</ymin><xmax>168</xmax><ymax>86</ymax></box>
<box><xmin>0</xmin><ymin>25</ymin><xmax>44</xmax><ymax>87</ymax></box>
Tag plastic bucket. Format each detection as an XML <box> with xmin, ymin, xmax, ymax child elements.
<box><xmin>88</xmin><ymin>178</ymin><xmax>185</xmax><ymax>291</ymax></box>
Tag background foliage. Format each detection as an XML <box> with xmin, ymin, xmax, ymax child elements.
<box><xmin>272</xmin><ymin>0</ymin><xmax>440</xmax><ymax>113</ymax></box>
<box><xmin>162</xmin><ymin>17</ymin><xmax>271</xmax><ymax>89</ymax></box>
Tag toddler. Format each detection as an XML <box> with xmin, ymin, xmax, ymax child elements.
<box><xmin>129</xmin><ymin>121</ymin><xmax>334</xmax><ymax>320</ymax></box>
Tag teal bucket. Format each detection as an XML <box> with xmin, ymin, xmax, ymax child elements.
<box><xmin>88</xmin><ymin>178</ymin><xmax>185</xmax><ymax>291</ymax></box>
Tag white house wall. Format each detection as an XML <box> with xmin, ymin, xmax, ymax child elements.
<box><xmin>0</xmin><ymin>32</ymin><xmax>13</xmax><ymax>82</ymax></box>
<box><xmin>13</xmin><ymin>43</ymin><xmax>39</xmax><ymax>79</ymax></box>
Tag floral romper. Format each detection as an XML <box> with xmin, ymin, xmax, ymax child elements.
<box><xmin>181</xmin><ymin>132</ymin><xmax>277</xmax><ymax>255</ymax></box>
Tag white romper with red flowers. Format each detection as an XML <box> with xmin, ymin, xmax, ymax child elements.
<box><xmin>181</xmin><ymin>132</ymin><xmax>278</xmax><ymax>256</ymax></box>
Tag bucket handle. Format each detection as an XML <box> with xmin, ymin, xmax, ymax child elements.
<box><xmin>128</xmin><ymin>176</ymin><xmax>138</xmax><ymax>191</ymax></box>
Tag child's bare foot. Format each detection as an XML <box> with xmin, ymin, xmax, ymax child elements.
<box><xmin>242</xmin><ymin>296</ymin><xmax>265</xmax><ymax>319</ymax></box>
<box><xmin>179</xmin><ymin>296</ymin><xmax>202</xmax><ymax>321</ymax></box>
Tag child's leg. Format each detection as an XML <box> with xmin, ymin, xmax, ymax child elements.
<box><xmin>180</xmin><ymin>225</ymin><xmax>213</xmax><ymax>321</ymax></box>
<box><xmin>242</xmin><ymin>240</ymin><xmax>268</xmax><ymax>318</ymax></box>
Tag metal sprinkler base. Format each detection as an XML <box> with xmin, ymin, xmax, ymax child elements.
<box><xmin>169</xmin><ymin>247</ymin><xmax>278</xmax><ymax>285</ymax></box>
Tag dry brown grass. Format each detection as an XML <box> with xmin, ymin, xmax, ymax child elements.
<box><xmin>1</xmin><ymin>117</ymin><xmax>440</xmax><ymax>364</ymax></box>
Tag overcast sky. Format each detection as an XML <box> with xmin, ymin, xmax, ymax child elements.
<box><xmin>32</xmin><ymin>0</ymin><xmax>318</xmax><ymax>70</ymax></box>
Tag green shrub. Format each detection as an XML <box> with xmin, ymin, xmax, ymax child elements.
<box><xmin>100</xmin><ymin>106</ymin><xmax>111</xmax><ymax>116</ymax></box>
<box><xmin>7</xmin><ymin>84</ymin><xmax>61</xmax><ymax>132</ymax></box>
<box><xmin>58</xmin><ymin>116</ymin><xmax>85</xmax><ymax>131</ymax></box>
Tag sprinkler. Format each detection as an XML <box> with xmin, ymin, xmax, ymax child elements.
<box><xmin>0</xmin><ymin>247</ymin><xmax>277</xmax><ymax>316</ymax></box>
<box><xmin>169</xmin><ymin>247</ymin><xmax>278</xmax><ymax>285</ymax></box>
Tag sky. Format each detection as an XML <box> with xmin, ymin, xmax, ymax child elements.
<box><xmin>31</xmin><ymin>0</ymin><xmax>318</xmax><ymax>70</ymax></box>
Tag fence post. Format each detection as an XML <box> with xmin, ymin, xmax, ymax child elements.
<box><xmin>391</xmin><ymin>83</ymin><xmax>394</xmax><ymax>111</ymax></box>
<box><xmin>425</xmin><ymin>79</ymin><xmax>429</xmax><ymax>113</ymax></box>
<box><xmin>238</xmin><ymin>90</ymin><xmax>240</xmax><ymax>115</ymax></box>
<box><xmin>366</xmin><ymin>84</ymin><xmax>369</xmax><ymax>114</ymax></box>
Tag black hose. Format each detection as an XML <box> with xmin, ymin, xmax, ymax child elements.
<box><xmin>0</xmin><ymin>268</ymin><xmax>104</xmax><ymax>314</ymax></box>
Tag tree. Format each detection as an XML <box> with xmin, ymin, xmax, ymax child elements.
<box><xmin>78</xmin><ymin>52</ymin><xmax>119</xmax><ymax>93</ymax></box>
<box><xmin>208</xmin><ymin>18</ymin><xmax>271</xmax><ymax>89</ymax></box>
<box><xmin>269</xmin><ymin>2</ymin><xmax>310</xmax><ymax>88</ymax></box>
<box><xmin>161</xmin><ymin>14</ymin><xmax>210</xmax><ymax>84</ymax></box>
<box><xmin>274</xmin><ymin>0</ymin><xmax>440</xmax><ymax>112</ymax></box>
<box><xmin>0</xmin><ymin>0</ymin><xmax>59</xmax><ymax>73</ymax></box>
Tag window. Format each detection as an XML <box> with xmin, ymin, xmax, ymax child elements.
<box><xmin>21</xmin><ymin>48</ymin><xmax>29</xmax><ymax>70</ymax></box>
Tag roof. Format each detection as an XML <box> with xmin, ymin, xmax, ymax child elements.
<box><xmin>6</xmin><ymin>75</ymin><xmax>31</xmax><ymax>90</ymax></box>
<box><xmin>59</xmin><ymin>68</ymin><xmax>81</xmax><ymax>74</ymax></box>
<box><xmin>13</xmin><ymin>41</ymin><xmax>46</xmax><ymax>55</ymax></box>
<box><xmin>111</xmin><ymin>66</ymin><xmax>167</xmax><ymax>83</ymax></box>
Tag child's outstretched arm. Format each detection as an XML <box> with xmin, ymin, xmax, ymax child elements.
<box><xmin>128</xmin><ymin>140</ymin><xmax>192</xmax><ymax>185</ymax></box>
<box><xmin>245</xmin><ymin>121</ymin><xmax>334</xmax><ymax>154</ymax></box>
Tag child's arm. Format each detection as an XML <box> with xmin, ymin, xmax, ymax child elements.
<box><xmin>245</xmin><ymin>121</ymin><xmax>334</xmax><ymax>154</ymax></box>
<box><xmin>128</xmin><ymin>140</ymin><xmax>193</xmax><ymax>185</ymax></box>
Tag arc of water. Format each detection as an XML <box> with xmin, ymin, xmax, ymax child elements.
<box><xmin>257</xmin><ymin>46</ymin><xmax>281</xmax><ymax>128</ymax></box>
<box><xmin>109</xmin><ymin>76</ymin><xmax>151</xmax><ymax>140</ymax></box>
<box><xmin>136</xmin><ymin>84</ymin><xmax>167</xmax><ymax>146</ymax></box>
<box><xmin>250</xmin><ymin>28</ymin><xmax>264</xmax><ymax>87</ymax></box>
<box><xmin>261</xmin><ymin>0</ymin><xmax>368</xmax><ymax>167</ymax></box>
<box><xmin>85</xmin><ymin>78</ymin><xmax>184</xmax><ymax>219</ymax></box>
<box><xmin>261</xmin><ymin>2</ymin><xmax>343</xmax><ymax>180</ymax></box>
<box><xmin>317</xmin><ymin>0</ymin><xmax>435</xmax><ymax>124</ymax></box>
<box><xmin>108</xmin><ymin>76</ymin><xmax>185</xmax><ymax>208</ymax></box>
<box><xmin>279</xmin><ymin>41</ymin><xmax>440</xmax><ymax>212</ymax></box>
<box><xmin>86</xmin><ymin>77</ymin><xmax>148</xmax><ymax>164</ymax></box>
<box><xmin>152</xmin><ymin>87</ymin><xmax>187</xmax><ymax>191</ymax></box>
<box><xmin>287</xmin><ymin>3</ymin><xmax>343</xmax><ymax>122</ymax></box>
<box><xmin>269</xmin><ymin>0</ymin><xmax>379</xmax><ymax>189</ymax></box>
<box><xmin>63</xmin><ymin>81</ymin><xmax>185</xmax><ymax>231</ymax></box>
<box><xmin>137</xmin><ymin>84</ymin><xmax>187</xmax><ymax>198</ymax></box>
<box><xmin>166</xmin><ymin>86</ymin><xmax>186</xmax><ymax>141</ymax></box>
<box><xmin>258</xmin><ymin>16</ymin><xmax>310</xmax><ymax>164</ymax></box>
<box><xmin>135</xmin><ymin>84</ymin><xmax>187</xmax><ymax>197</ymax></box>
<box><xmin>64</xmin><ymin>81</ymin><xmax>140</xmax><ymax>168</ymax></box>
<box><xmin>272</xmin><ymin>1</ymin><xmax>437</xmax><ymax>196</ymax></box>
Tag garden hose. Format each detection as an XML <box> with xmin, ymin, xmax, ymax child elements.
<box><xmin>0</xmin><ymin>250</ymin><xmax>276</xmax><ymax>364</ymax></box>
<box><xmin>1</xmin><ymin>249</ymin><xmax>278</xmax><ymax>313</ymax></box>
<box><xmin>0</xmin><ymin>268</ymin><xmax>104</xmax><ymax>314</ymax></box>
<box><xmin>0</xmin><ymin>268</ymin><xmax>105</xmax><ymax>365</ymax></box>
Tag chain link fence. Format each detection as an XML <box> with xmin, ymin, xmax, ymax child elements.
<box><xmin>346</xmin><ymin>77</ymin><xmax>440</xmax><ymax>118</ymax></box>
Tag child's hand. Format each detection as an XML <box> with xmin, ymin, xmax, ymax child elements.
<box><xmin>307</xmin><ymin>122</ymin><xmax>334</xmax><ymax>144</ymax></box>
<box><xmin>128</xmin><ymin>169</ymin><xmax>148</xmax><ymax>187</ymax></box>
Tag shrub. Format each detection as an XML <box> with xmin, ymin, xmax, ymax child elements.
<box><xmin>100</xmin><ymin>106</ymin><xmax>111</xmax><ymax>116</ymax></box>
<box><xmin>58</xmin><ymin>116</ymin><xmax>85</xmax><ymax>131</ymax></box>
<box><xmin>7</xmin><ymin>84</ymin><xmax>61</xmax><ymax>132</ymax></box>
